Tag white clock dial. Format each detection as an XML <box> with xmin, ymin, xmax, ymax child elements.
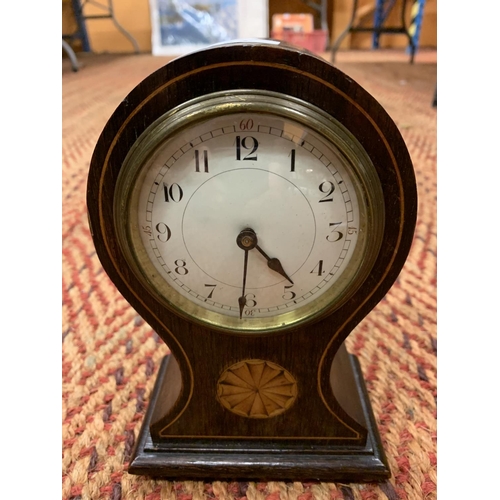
<box><xmin>118</xmin><ymin>92</ymin><xmax>382</xmax><ymax>333</ymax></box>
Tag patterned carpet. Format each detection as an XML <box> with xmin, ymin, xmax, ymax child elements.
<box><xmin>62</xmin><ymin>48</ymin><xmax>436</xmax><ymax>500</ymax></box>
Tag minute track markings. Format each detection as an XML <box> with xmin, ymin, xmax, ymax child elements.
<box><xmin>142</xmin><ymin>115</ymin><xmax>358</xmax><ymax>319</ymax></box>
<box><xmin>151</xmin><ymin>125</ymin><xmax>350</xmax><ymax>191</ymax></box>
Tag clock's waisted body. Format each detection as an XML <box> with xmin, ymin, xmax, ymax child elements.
<box><xmin>87</xmin><ymin>39</ymin><xmax>417</xmax><ymax>481</ymax></box>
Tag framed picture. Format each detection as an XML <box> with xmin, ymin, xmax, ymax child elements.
<box><xmin>150</xmin><ymin>0</ymin><xmax>269</xmax><ymax>56</ymax></box>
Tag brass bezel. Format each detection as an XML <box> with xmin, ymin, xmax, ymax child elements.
<box><xmin>114</xmin><ymin>90</ymin><xmax>385</xmax><ymax>334</ymax></box>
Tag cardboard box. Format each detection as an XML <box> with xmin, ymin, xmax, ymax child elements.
<box><xmin>272</xmin><ymin>13</ymin><xmax>314</xmax><ymax>34</ymax></box>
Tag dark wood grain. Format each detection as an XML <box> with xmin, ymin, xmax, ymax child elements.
<box><xmin>129</xmin><ymin>351</ymin><xmax>389</xmax><ymax>481</ymax></box>
<box><xmin>86</xmin><ymin>40</ymin><xmax>417</xmax><ymax>481</ymax></box>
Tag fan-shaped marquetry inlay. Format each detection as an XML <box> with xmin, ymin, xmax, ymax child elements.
<box><xmin>217</xmin><ymin>359</ymin><xmax>298</xmax><ymax>418</ymax></box>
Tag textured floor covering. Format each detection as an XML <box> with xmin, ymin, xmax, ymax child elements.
<box><xmin>62</xmin><ymin>48</ymin><xmax>436</xmax><ymax>500</ymax></box>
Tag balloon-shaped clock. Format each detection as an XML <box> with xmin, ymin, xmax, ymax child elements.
<box><xmin>87</xmin><ymin>40</ymin><xmax>417</xmax><ymax>481</ymax></box>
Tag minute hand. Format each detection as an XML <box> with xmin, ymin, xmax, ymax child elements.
<box><xmin>255</xmin><ymin>245</ymin><xmax>294</xmax><ymax>285</ymax></box>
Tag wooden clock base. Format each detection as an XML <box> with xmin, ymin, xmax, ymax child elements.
<box><xmin>129</xmin><ymin>347</ymin><xmax>390</xmax><ymax>482</ymax></box>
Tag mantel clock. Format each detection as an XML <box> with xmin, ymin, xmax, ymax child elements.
<box><xmin>86</xmin><ymin>39</ymin><xmax>417</xmax><ymax>481</ymax></box>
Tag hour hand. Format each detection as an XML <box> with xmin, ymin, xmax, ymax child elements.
<box><xmin>255</xmin><ymin>245</ymin><xmax>294</xmax><ymax>285</ymax></box>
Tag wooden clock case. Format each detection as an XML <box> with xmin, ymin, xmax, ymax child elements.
<box><xmin>86</xmin><ymin>40</ymin><xmax>417</xmax><ymax>482</ymax></box>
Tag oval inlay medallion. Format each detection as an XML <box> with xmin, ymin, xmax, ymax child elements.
<box><xmin>217</xmin><ymin>359</ymin><xmax>298</xmax><ymax>418</ymax></box>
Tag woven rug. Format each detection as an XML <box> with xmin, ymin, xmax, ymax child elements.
<box><xmin>62</xmin><ymin>49</ymin><xmax>436</xmax><ymax>500</ymax></box>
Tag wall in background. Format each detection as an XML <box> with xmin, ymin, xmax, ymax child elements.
<box><xmin>62</xmin><ymin>0</ymin><xmax>436</xmax><ymax>54</ymax></box>
<box><xmin>63</xmin><ymin>1</ymin><xmax>78</xmax><ymax>41</ymax></box>
<box><xmin>329</xmin><ymin>0</ymin><xmax>436</xmax><ymax>49</ymax></box>
<box><xmin>63</xmin><ymin>0</ymin><xmax>152</xmax><ymax>53</ymax></box>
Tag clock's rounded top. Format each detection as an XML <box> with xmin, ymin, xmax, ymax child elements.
<box><xmin>87</xmin><ymin>37</ymin><xmax>417</xmax><ymax>342</ymax></box>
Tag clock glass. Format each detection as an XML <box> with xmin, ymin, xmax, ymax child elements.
<box><xmin>115</xmin><ymin>91</ymin><xmax>384</xmax><ymax>333</ymax></box>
